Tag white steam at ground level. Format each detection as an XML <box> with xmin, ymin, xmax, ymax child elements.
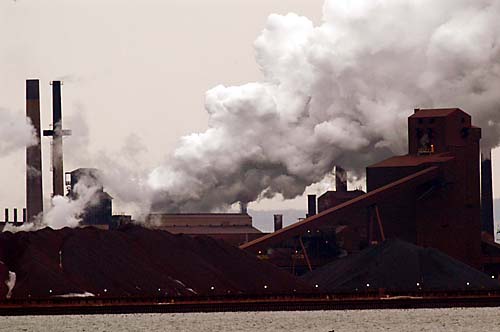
<box><xmin>2</xmin><ymin>177</ymin><xmax>103</xmax><ymax>233</ymax></box>
<box><xmin>142</xmin><ymin>0</ymin><xmax>500</xmax><ymax>213</ymax></box>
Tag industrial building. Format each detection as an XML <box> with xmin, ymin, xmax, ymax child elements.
<box><xmin>1</xmin><ymin>79</ymin><xmax>499</xmax><ymax>280</ymax></box>
<box><xmin>147</xmin><ymin>213</ymin><xmax>263</xmax><ymax>246</ymax></box>
<box><xmin>242</xmin><ymin>108</ymin><xmax>498</xmax><ymax>275</ymax></box>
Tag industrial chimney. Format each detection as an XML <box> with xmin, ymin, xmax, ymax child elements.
<box><xmin>335</xmin><ymin>166</ymin><xmax>348</xmax><ymax>192</ymax></box>
<box><xmin>273</xmin><ymin>214</ymin><xmax>283</xmax><ymax>232</ymax></box>
<box><xmin>481</xmin><ymin>150</ymin><xmax>494</xmax><ymax>236</ymax></box>
<box><xmin>43</xmin><ymin>81</ymin><xmax>71</xmax><ymax>197</ymax></box>
<box><xmin>26</xmin><ymin>79</ymin><xmax>43</xmax><ymax>222</ymax></box>
<box><xmin>306</xmin><ymin>194</ymin><xmax>317</xmax><ymax>218</ymax></box>
<box><xmin>239</xmin><ymin>202</ymin><xmax>248</xmax><ymax>214</ymax></box>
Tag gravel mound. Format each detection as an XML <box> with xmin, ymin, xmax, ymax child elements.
<box><xmin>302</xmin><ymin>238</ymin><xmax>499</xmax><ymax>292</ymax></box>
<box><xmin>0</xmin><ymin>225</ymin><xmax>310</xmax><ymax>299</ymax></box>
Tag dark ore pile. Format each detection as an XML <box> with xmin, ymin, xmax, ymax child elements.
<box><xmin>0</xmin><ymin>225</ymin><xmax>311</xmax><ymax>299</ymax></box>
<box><xmin>303</xmin><ymin>239</ymin><xmax>500</xmax><ymax>292</ymax></box>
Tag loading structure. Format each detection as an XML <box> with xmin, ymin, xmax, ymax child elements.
<box><xmin>241</xmin><ymin>108</ymin><xmax>484</xmax><ymax>272</ymax></box>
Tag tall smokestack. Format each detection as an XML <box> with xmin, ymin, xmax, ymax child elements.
<box><xmin>273</xmin><ymin>214</ymin><xmax>283</xmax><ymax>232</ymax></box>
<box><xmin>335</xmin><ymin>166</ymin><xmax>348</xmax><ymax>192</ymax></box>
<box><xmin>26</xmin><ymin>79</ymin><xmax>43</xmax><ymax>222</ymax></box>
<box><xmin>481</xmin><ymin>150</ymin><xmax>494</xmax><ymax>236</ymax></box>
<box><xmin>51</xmin><ymin>81</ymin><xmax>64</xmax><ymax>196</ymax></box>
<box><xmin>307</xmin><ymin>194</ymin><xmax>316</xmax><ymax>218</ymax></box>
<box><xmin>43</xmin><ymin>81</ymin><xmax>67</xmax><ymax>197</ymax></box>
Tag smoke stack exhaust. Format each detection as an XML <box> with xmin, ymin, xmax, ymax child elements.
<box><xmin>273</xmin><ymin>214</ymin><xmax>283</xmax><ymax>232</ymax></box>
<box><xmin>307</xmin><ymin>194</ymin><xmax>317</xmax><ymax>218</ymax></box>
<box><xmin>26</xmin><ymin>79</ymin><xmax>43</xmax><ymax>222</ymax></box>
<box><xmin>335</xmin><ymin>166</ymin><xmax>348</xmax><ymax>192</ymax></box>
<box><xmin>481</xmin><ymin>150</ymin><xmax>494</xmax><ymax>236</ymax></box>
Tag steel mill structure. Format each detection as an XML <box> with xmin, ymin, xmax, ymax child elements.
<box><xmin>241</xmin><ymin>108</ymin><xmax>498</xmax><ymax>275</ymax></box>
<box><xmin>0</xmin><ymin>79</ymin><xmax>498</xmax><ymax>279</ymax></box>
<box><xmin>146</xmin><ymin>213</ymin><xmax>263</xmax><ymax>246</ymax></box>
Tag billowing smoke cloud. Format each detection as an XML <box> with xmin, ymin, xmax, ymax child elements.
<box><xmin>41</xmin><ymin>180</ymin><xmax>102</xmax><ymax>230</ymax></box>
<box><xmin>0</xmin><ymin>108</ymin><xmax>36</xmax><ymax>157</ymax></box>
<box><xmin>147</xmin><ymin>0</ymin><xmax>500</xmax><ymax>213</ymax></box>
<box><xmin>2</xmin><ymin>176</ymin><xmax>102</xmax><ymax>232</ymax></box>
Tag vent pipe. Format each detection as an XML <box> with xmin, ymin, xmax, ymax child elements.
<box><xmin>307</xmin><ymin>194</ymin><xmax>317</xmax><ymax>218</ymax></box>
<box><xmin>335</xmin><ymin>166</ymin><xmax>348</xmax><ymax>192</ymax></box>
<box><xmin>239</xmin><ymin>202</ymin><xmax>248</xmax><ymax>214</ymax></box>
<box><xmin>273</xmin><ymin>214</ymin><xmax>283</xmax><ymax>232</ymax></box>
<box><xmin>481</xmin><ymin>150</ymin><xmax>494</xmax><ymax>236</ymax></box>
<box><xmin>26</xmin><ymin>79</ymin><xmax>43</xmax><ymax>222</ymax></box>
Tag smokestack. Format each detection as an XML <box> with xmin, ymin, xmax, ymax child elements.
<box><xmin>335</xmin><ymin>166</ymin><xmax>348</xmax><ymax>192</ymax></box>
<box><xmin>239</xmin><ymin>202</ymin><xmax>248</xmax><ymax>214</ymax></box>
<box><xmin>307</xmin><ymin>194</ymin><xmax>317</xmax><ymax>218</ymax></box>
<box><xmin>273</xmin><ymin>214</ymin><xmax>283</xmax><ymax>232</ymax></box>
<box><xmin>43</xmin><ymin>81</ymin><xmax>71</xmax><ymax>197</ymax></box>
<box><xmin>13</xmin><ymin>208</ymin><xmax>18</xmax><ymax>223</ymax></box>
<box><xmin>4</xmin><ymin>209</ymin><xmax>8</xmax><ymax>222</ymax></box>
<box><xmin>51</xmin><ymin>81</ymin><xmax>64</xmax><ymax>196</ymax></box>
<box><xmin>481</xmin><ymin>150</ymin><xmax>494</xmax><ymax>236</ymax></box>
<box><xmin>26</xmin><ymin>79</ymin><xmax>43</xmax><ymax>222</ymax></box>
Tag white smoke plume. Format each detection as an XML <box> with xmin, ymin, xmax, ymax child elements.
<box><xmin>42</xmin><ymin>176</ymin><xmax>103</xmax><ymax>230</ymax></box>
<box><xmin>2</xmin><ymin>176</ymin><xmax>102</xmax><ymax>232</ymax></box>
<box><xmin>146</xmin><ymin>0</ymin><xmax>500</xmax><ymax>213</ymax></box>
<box><xmin>5</xmin><ymin>271</ymin><xmax>16</xmax><ymax>299</ymax></box>
<box><xmin>0</xmin><ymin>108</ymin><xmax>36</xmax><ymax>157</ymax></box>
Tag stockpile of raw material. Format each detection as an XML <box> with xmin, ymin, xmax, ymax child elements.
<box><xmin>303</xmin><ymin>239</ymin><xmax>500</xmax><ymax>292</ymax></box>
<box><xmin>0</xmin><ymin>225</ymin><xmax>311</xmax><ymax>299</ymax></box>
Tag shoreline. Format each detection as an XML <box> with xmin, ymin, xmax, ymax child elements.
<box><xmin>2</xmin><ymin>292</ymin><xmax>500</xmax><ymax>315</ymax></box>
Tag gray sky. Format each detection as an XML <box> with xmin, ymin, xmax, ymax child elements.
<box><xmin>0</xmin><ymin>0</ymin><xmax>499</xmax><ymax>224</ymax></box>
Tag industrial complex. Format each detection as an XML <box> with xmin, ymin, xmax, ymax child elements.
<box><xmin>1</xmin><ymin>79</ymin><xmax>500</xmax><ymax>310</ymax></box>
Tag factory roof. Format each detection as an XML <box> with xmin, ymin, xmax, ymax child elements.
<box><xmin>368</xmin><ymin>152</ymin><xmax>455</xmax><ymax>168</ymax></box>
<box><xmin>148</xmin><ymin>213</ymin><xmax>250</xmax><ymax>217</ymax></box>
<box><xmin>153</xmin><ymin>225</ymin><xmax>262</xmax><ymax>235</ymax></box>
<box><xmin>410</xmin><ymin>108</ymin><xmax>466</xmax><ymax>118</ymax></box>
<box><xmin>318</xmin><ymin>190</ymin><xmax>365</xmax><ymax>200</ymax></box>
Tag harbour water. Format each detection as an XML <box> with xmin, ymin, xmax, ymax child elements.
<box><xmin>1</xmin><ymin>307</ymin><xmax>499</xmax><ymax>332</ymax></box>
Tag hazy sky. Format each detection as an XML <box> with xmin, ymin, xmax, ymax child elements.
<box><xmin>0</xmin><ymin>1</ymin><xmax>498</xmax><ymax>222</ymax></box>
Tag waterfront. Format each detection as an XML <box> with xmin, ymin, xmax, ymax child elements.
<box><xmin>1</xmin><ymin>307</ymin><xmax>499</xmax><ymax>332</ymax></box>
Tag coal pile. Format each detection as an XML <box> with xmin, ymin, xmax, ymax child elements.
<box><xmin>0</xmin><ymin>225</ymin><xmax>311</xmax><ymax>299</ymax></box>
<box><xmin>303</xmin><ymin>239</ymin><xmax>500</xmax><ymax>292</ymax></box>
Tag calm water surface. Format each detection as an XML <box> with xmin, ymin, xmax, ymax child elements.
<box><xmin>1</xmin><ymin>307</ymin><xmax>499</xmax><ymax>332</ymax></box>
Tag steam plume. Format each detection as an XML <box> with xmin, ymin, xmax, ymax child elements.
<box><xmin>0</xmin><ymin>109</ymin><xmax>36</xmax><ymax>157</ymax></box>
<box><xmin>2</xmin><ymin>177</ymin><xmax>102</xmax><ymax>232</ymax></box>
<box><xmin>146</xmin><ymin>0</ymin><xmax>500</xmax><ymax>213</ymax></box>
